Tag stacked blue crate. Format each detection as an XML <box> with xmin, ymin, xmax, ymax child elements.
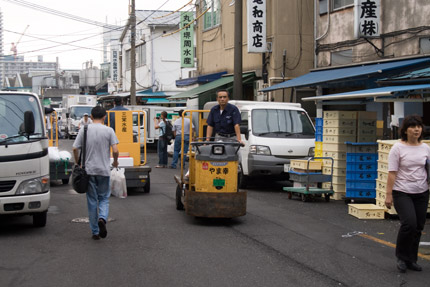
<box><xmin>315</xmin><ymin>118</ymin><xmax>323</xmax><ymax>158</ymax></box>
<box><xmin>345</xmin><ymin>142</ymin><xmax>378</xmax><ymax>199</ymax></box>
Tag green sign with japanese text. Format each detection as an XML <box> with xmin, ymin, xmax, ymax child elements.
<box><xmin>180</xmin><ymin>11</ymin><xmax>194</xmax><ymax>68</ymax></box>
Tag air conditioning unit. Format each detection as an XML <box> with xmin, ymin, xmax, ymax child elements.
<box><xmin>255</xmin><ymin>80</ymin><xmax>269</xmax><ymax>101</ymax></box>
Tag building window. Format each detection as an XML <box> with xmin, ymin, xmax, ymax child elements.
<box><xmin>420</xmin><ymin>37</ymin><xmax>430</xmax><ymax>54</ymax></box>
<box><xmin>137</xmin><ymin>44</ymin><xmax>146</xmax><ymax>67</ymax></box>
<box><xmin>126</xmin><ymin>50</ymin><xmax>131</xmax><ymax>70</ymax></box>
<box><xmin>202</xmin><ymin>0</ymin><xmax>221</xmax><ymax>30</ymax></box>
<box><xmin>333</xmin><ymin>0</ymin><xmax>354</xmax><ymax>10</ymax></box>
<box><xmin>319</xmin><ymin>0</ymin><xmax>328</xmax><ymax>14</ymax></box>
<box><xmin>331</xmin><ymin>49</ymin><xmax>353</xmax><ymax>66</ymax></box>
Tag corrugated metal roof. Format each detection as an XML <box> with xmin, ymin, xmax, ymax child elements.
<box><xmin>136</xmin><ymin>10</ymin><xmax>181</xmax><ymax>26</ymax></box>
<box><xmin>261</xmin><ymin>57</ymin><xmax>430</xmax><ymax>92</ymax></box>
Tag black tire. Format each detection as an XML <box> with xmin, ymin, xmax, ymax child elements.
<box><xmin>143</xmin><ymin>175</ymin><xmax>150</xmax><ymax>193</ymax></box>
<box><xmin>176</xmin><ymin>185</ymin><xmax>184</xmax><ymax>210</ymax></box>
<box><xmin>62</xmin><ymin>178</ymin><xmax>70</xmax><ymax>185</ymax></box>
<box><xmin>33</xmin><ymin>211</ymin><xmax>47</xmax><ymax>227</ymax></box>
<box><xmin>238</xmin><ymin>165</ymin><xmax>248</xmax><ymax>189</ymax></box>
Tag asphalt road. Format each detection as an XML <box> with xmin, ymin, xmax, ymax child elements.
<box><xmin>1</xmin><ymin>139</ymin><xmax>430</xmax><ymax>286</ymax></box>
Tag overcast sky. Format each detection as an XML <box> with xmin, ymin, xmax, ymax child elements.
<box><xmin>1</xmin><ymin>0</ymin><xmax>192</xmax><ymax>69</ymax></box>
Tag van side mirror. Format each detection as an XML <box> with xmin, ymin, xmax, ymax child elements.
<box><xmin>240</xmin><ymin>125</ymin><xmax>249</xmax><ymax>140</ymax></box>
<box><xmin>24</xmin><ymin>111</ymin><xmax>35</xmax><ymax>135</ymax></box>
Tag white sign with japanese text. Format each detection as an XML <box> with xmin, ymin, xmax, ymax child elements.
<box><xmin>354</xmin><ymin>0</ymin><xmax>381</xmax><ymax>38</ymax></box>
<box><xmin>111</xmin><ymin>50</ymin><xmax>119</xmax><ymax>82</ymax></box>
<box><xmin>247</xmin><ymin>0</ymin><xmax>267</xmax><ymax>53</ymax></box>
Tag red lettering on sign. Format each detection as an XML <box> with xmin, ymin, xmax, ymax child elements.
<box><xmin>202</xmin><ymin>162</ymin><xmax>208</xmax><ymax>170</ymax></box>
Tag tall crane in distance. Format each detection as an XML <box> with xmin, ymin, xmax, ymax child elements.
<box><xmin>10</xmin><ymin>25</ymin><xmax>30</xmax><ymax>60</ymax></box>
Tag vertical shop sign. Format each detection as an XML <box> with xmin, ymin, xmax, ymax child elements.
<box><xmin>354</xmin><ymin>0</ymin><xmax>380</xmax><ymax>38</ymax></box>
<box><xmin>247</xmin><ymin>0</ymin><xmax>267</xmax><ymax>53</ymax></box>
<box><xmin>180</xmin><ymin>11</ymin><xmax>194</xmax><ymax>68</ymax></box>
<box><xmin>111</xmin><ymin>50</ymin><xmax>118</xmax><ymax>82</ymax></box>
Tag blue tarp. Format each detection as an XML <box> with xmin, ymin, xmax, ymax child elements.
<box><xmin>261</xmin><ymin>57</ymin><xmax>430</xmax><ymax>92</ymax></box>
<box><xmin>175</xmin><ymin>71</ymin><xmax>227</xmax><ymax>87</ymax></box>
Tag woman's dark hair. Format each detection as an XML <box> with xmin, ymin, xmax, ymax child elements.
<box><xmin>91</xmin><ymin>106</ymin><xmax>106</xmax><ymax>120</ymax></box>
<box><xmin>161</xmin><ymin>111</ymin><xmax>167</xmax><ymax>122</ymax></box>
<box><xmin>399</xmin><ymin>114</ymin><xmax>424</xmax><ymax>142</ymax></box>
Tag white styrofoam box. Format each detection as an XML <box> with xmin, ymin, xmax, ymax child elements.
<box><xmin>110</xmin><ymin>157</ymin><xmax>134</xmax><ymax>167</ymax></box>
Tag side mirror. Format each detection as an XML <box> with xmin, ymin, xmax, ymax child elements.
<box><xmin>24</xmin><ymin>111</ymin><xmax>35</xmax><ymax>135</ymax></box>
<box><xmin>240</xmin><ymin>125</ymin><xmax>249</xmax><ymax>140</ymax></box>
<box><xmin>66</xmin><ymin>113</ymin><xmax>70</xmax><ymax>118</ymax></box>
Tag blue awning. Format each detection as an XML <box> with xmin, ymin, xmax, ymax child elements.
<box><xmin>137</xmin><ymin>89</ymin><xmax>166</xmax><ymax>97</ymax></box>
<box><xmin>175</xmin><ymin>71</ymin><xmax>228</xmax><ymax>87</ymax></box>
<box><xmin>302</xmin><ymin>84</ymin><xmax>430</xmax><ymax>102</ymax></box>
<box><xmin>261</xmin><ymin>57</ymin><xmax>430</xmax><ymax>92</ymax></box>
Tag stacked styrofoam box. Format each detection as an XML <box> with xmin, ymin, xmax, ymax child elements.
<box><xmin>357</xmin><ymin>111</ymin><xmax>377</xmax><ymax>142</ymax></box>
<box><xmin>375</xmin><ymin>140</ymin><xmax>399</xmax><ymax>215</ymax></box>
<box><xmin>322</xmin><ymin>111</ymin><xmax>357</xmax><ymax>200</ymax></box>
<box><xmin>345</xmin><ymin>142</ymin><xmax>378</xmax><ymax>200</ymax></box>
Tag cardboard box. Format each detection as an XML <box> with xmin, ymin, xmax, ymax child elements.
<box><xmin>357</xmin><ymin>111</ymin><xmax>377</xmax><ymax>120</ymax></box>
<box><xmin>323</xmin><ymin>143</ymin><xmax>347</xmax><ymax>152</ymax></box>
<box><xmin>324</xmin><ymin>111</ymin><xmax>357</xmax><ymax>120</ymax></box>
<box><xmin>290</xmin><ymin>160</ymin><xmax>322</xmax><ymax>171</ymax></box>
<box><xmin>348</xmin><ymin>204</ymin><xmax>385</xmax><ymax>219</ymax></box>
<box><xmin>323</xmin><ymin>119</ymin><xmax>356</xmax><ymax>128</ymax></box>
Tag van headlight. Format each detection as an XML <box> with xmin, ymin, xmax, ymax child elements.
<box><xmin>16</xmin><ymin>176</ymin><xmax>50</xmax><ymax>195</ymax></box>
<box><xmin>250</xmin><ymin>145</ymin><xmax>271</xmax><ymax>155</ymax></box>
<box><xmin>308</xmin><ymin>147</ymin><xmax>315</xmax><ymax>156</ymax></box>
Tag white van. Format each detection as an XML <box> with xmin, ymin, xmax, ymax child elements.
<box><xmin>0</xmin><ymin>92</ymin><xmax>50</xmax><ymax>227</ymax></box>
<box><xmin>203</xmin><ymin>100</ymin><xmax>315</xmax><ymax>187</ymax></box>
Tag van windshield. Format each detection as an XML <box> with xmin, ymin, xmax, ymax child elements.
<box><xmin>251</xmin><ymin>109</ymin><xmax>314</xmax><ymax>138</ymax></box>
<box><xmin>0</xmin><ymin>94</ymin><xmax>44</xmax><ymax>143</ymax></box>
<box><xmin>70</xmin><ymin>106</ymin><xmax>94</xmax><ymax>120</ymax></box>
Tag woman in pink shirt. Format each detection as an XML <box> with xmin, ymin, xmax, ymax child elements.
<box><xmin>386</xmin><ymin>115</ymin><xmax>430</xmax><ymax>273</ymax></box>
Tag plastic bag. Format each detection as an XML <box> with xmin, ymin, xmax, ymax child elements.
<box><xmin>110</xmin><ymin>168</ymin><xmax>127</xmax><ymax>198</ymax></box>
<box><xmin>48</xmin><ymin>147</ymin><xmax>60</xmax><ymax>161</ymax></box>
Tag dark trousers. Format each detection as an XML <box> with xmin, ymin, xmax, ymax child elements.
<box><xmin>157</xmin><ymin>137</ymin><xmax>168</xmax><ymax>166</ymax></box>
<box><xmin>393</xmin><ymin>189</ymin><xmax>429</xmax><ymax>263</ymax></box>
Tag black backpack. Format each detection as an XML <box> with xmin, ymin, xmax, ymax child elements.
<box><xmin>163</xmin><ymin>120</ymin><xmax>174</xmax><ymax>141</ymax></box>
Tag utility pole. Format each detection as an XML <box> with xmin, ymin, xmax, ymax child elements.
<box><xmin>233</xmin><ymin>0</ymin><xmax>243</xmax><ymax>100</ymax></box>
<box><xmin>130</xmin><ymin>0</ymin><xmax>137</xmax><ymax>105</ymax></box>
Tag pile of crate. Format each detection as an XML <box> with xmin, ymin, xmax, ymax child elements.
<box><xmin>321</xmin><ymin>111</ymin><xmax>356</xmax><ymax>200</ymax></box>
<box><xmin>345</xmin><ymin>142</ymin><xmax>378</xmax><ymax>201</ymax></box>
<box><xmin>374</xmin><ymin>140</ymin><xmax>398</xmax><ymax>214</ymax></box>
<box><xmin>320</xmin><ymin>111</ymin><xmax>378</xmax><ymax>200</ymax></box>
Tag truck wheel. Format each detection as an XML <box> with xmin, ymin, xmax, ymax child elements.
<box><xmin>62</xmin><ymin>178</ymin><xmax>70</xmax><ymax>185</ymax></box>
<box><xmin>33</xmin><ymin>211</ymin><xmax>47</xmax><ymax>227</ymax></box>
<box><xmin>238</xmin><ymin>165</ymin><xmax>248</xmax><ymax>189</ymax></box>
<box><xmin>143</xmin><ymin>175</ymin><xmax>150</xmax><ymax>193</ymax></box>
<box><xmin>176</xmin><ymin>185</ymin><xmax>184</xmax><ymax>210</ymax></box>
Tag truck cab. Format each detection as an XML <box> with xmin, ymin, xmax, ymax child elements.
<box><xmin>0</xmin><ymin>92</ymin><xmax>50</xmax><ymax>227</ymax></box>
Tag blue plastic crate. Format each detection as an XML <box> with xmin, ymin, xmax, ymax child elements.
<box><xmin>347</xmin><ymin>162</ymin><xmax>377</xmax><ymax>172</ymax></box>
<box><xmin>315</xmin><ymin>126</ymin><xmax>323</xmax><ymax>134</ymax></box>
<box><xmin>346</xmin><ymin>180</ymin><xmax>376</xmax><ymax>189</ymax></box>
<box><xmin>346</xmin><ymin>171</ymin><xmax>377</xmax><ymax>180</ymax></box>
<box><xmin>315</xmin><ymin>133</ymin><xmax>323</xmax><ymax>142</ymax></box>
<box><xmin>345</xmin><ymin>142</ymin><xmax>378</xmax><ymax>153</ymax></box>
<box><xmin>346</xmin><ymin>153</ymin><xmax>378</xmax><ymax>163</ymax></box>
<box><xmin>315</xmin><ymin>118</ymin><xmax>323</xmax><ymax>127</ymax></box>
<box><xmin>346</xmin><ymin>189</ymin><xmax>376</xmax><ymax>198</ymax></box>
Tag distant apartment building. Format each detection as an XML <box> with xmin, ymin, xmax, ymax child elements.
<box><xmin>118</xmin><ymin>10</ymin><xmax>196</xmax><ymax>99</ymax></box>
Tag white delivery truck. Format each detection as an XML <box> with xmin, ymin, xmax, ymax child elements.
<box><xmin>0</xmin><ymin>91</ymin><xmax>50</xmax><ymax>227</ymax></box>
<box><xmin>126</xmin><ymin>105</ymin><xmax>179</xmax><ymax>145</ymax></box>
<box><xmin>62</xmin><ymin>94</ymin><xmax>97</xmax><ymax>139</ymax></box>
<box><xmin>203</xmin><ymin>100</ymin><xmax>315</xmax><ymax>188</ymax></box>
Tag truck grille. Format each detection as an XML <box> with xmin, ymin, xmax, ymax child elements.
<box><xmin>0</xmin><ymin>181</ymin><xmax>16</xmax><ymax>192</ymax></box>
